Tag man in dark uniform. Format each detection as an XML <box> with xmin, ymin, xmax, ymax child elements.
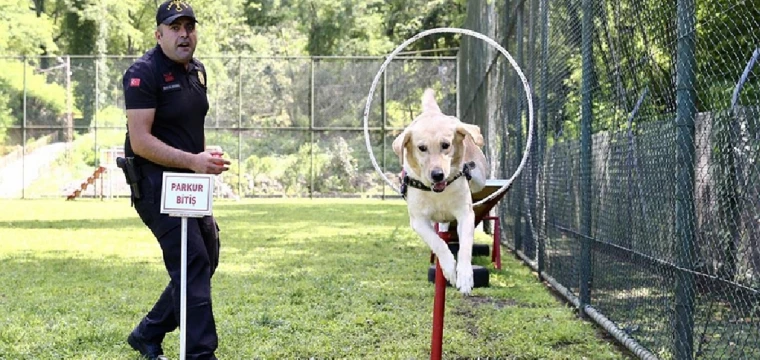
<box><xmin>120</xmin><ymin>1</ymin><xmax>230</xmax><ymax>359</ymax></box>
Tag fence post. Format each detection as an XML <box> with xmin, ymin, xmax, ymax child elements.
<box><xmin>579</xmin><ymin>0</ymin><xmax>593</xmax><ymax>316</ymax></box>
<box><xmin>537</xmin><ymin>0</ymin><xmax>549</xmax><ymax>277</ymax></box>
<box><xmin>499</xmin><ymin>0</ymin><xmax>511</xmax><ymax>244</ymax></box>
<box><xmin>674</xmin><ymin>0</ymin><xmax>697</xmax><ymax>358</ymax></box>
<box><xmin>66</xmin><ymin>56</ymin><xmax>73</xmax><ymax>146</ymax></box>
<box><xmin>94</xmin><ymin>58</ymin><xmax>100</xmax><ymax>199</ymax></box>
<box><xmin>512</xmin><ymin>0</ymin><xmax>524</xmax><ymax>254</ymax></box>
<box><xmin>525</xmin><ymin>0</ymin><xmax>538</xmax><ymax>260</ymax></box>
<box><xmin>381</xmin><ymin>66</ymin><xmax>387</xmax><ymax>200</ymax></box>
<box><xmin>309</xmin><ymin>58</ymin><xmax>315</xmax><ymax>198</ymax></box>
<box><xmin>22</xmin><ymin>56</ymin><xmax>27</xmax><ymax>200</ymax></box>
<box><xmin>237</xmin><ymin>56</ymin><xmax>243</xmax><ymax>197</ymax></box>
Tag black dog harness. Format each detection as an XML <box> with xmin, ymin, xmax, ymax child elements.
<box><xmin>400</xmin><ymin>162</ymin><xmax>476</xmax><ymax>199</ymax></box>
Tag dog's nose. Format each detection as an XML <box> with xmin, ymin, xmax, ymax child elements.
<box><xmin>431</xmin><ymin>169</ymin><xmax>445</xmax><ymax>182</ymax></box>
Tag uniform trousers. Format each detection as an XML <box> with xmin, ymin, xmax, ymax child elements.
<box><xmin>132</xmin><ymin>169</ymin><xmax>220</xmax><ymax>360</ymax></box>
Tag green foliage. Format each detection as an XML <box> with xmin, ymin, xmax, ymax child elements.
<box><xmin>0</xmin><ymin>59</ymin><xmax>72</xmax><ymax>130</ymax></box>
<box><xmin>0</xmin><ymin>0</ymin><xmax>59</xmax><ymax>56</ymax></box>
<box><xmin>0</xmin><ymin>87</ymin><xmax>12</xmax><ymax>144</ymax></box>
<box><xmin>282</xmin><ymin>142</ymin><xmax>327</xmax><ymax>194</ymax></box>
<box><xmin>0</xmin><ymin>0</ymin><xmax>468</xmax><ymax>151</ymax></box>
<box><xmin>71</xmin><ymin>129</ymin><xmax>125</xmax><ymax>167</ymax></box>
<box><xmin>96</xmin><ymin>105</ymin><xmax>127</xmax><ymax>127</ymax></box>
<box><xmin>384</xmin><ymin>0</ymin><xmax>466</xmax><ymax>55</ymax></box>
<box><xmin>322</xmin><ymin>136</ymin><xmax>358</xmax><ymax>190</ymax></box>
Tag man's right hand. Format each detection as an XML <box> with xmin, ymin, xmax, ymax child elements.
<box><xmin>192</xmin><ymin>151</ymin><xmax>230</xmax><ymax>175</ymax></box>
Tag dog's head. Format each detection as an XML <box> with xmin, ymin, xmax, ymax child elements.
<box><xmin>392</xmin><ymin>88</ymin><xmax>484</xmax><ymax>192</ymax></box>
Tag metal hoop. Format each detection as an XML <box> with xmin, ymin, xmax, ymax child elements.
<box><xmin>363</xmin><ymin>27</ymin><xmax>534</xmax><ymax>206</ymax></box>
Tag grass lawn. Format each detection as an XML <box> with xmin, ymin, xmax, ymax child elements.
<box><xmin>0</xmin><ymin>198</ymin><xmax>632</xmax><ymax>359</ymax></box>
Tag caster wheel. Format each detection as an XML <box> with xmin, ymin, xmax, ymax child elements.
<box><xmin>427</xmin><ymin>264</ymin><xmax>490</xmax><ymax>288</ymax></box>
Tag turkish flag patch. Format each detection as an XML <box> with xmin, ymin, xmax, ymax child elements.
<box><xmin>129</xmin><ymin>78</ymin><xmax>141</xmax><ymax>87</ymax></box>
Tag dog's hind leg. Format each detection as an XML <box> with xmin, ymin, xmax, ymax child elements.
<box><xmin>411</xmin><ymin>218</ymin><xmax>457</xmax><ymax>284</ymax></box>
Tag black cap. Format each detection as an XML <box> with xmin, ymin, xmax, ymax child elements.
<box><xmin>156</xmin><ymin>0</ymin><xmax>197</xmax><ymax>26</ymax></box>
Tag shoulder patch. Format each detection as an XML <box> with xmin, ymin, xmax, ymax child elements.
<box><xmin>129</xmin><ymin>78</ymin><xmax>141</xmax><ymax>87</ymax></box>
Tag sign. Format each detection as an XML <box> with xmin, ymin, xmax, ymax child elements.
<box><xmin>160</xmin><ymin>172</ymin><xmax>214</xmax><ymax>217</ymax></box>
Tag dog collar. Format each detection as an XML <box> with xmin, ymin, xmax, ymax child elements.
<box><xmin>400</xmin><ymin>162</ymin><xmax>475</xmax><ymax>199</ymax></box>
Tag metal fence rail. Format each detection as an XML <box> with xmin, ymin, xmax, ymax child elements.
<box><xmin>459</xmin><ymin>0</ymin><xmax>760</xmax><ymax>358</ymax></box>
<box><xmin>0</xmin><ymin>55</ymin><xmax>457</xmax><ymax>199</ymax></box>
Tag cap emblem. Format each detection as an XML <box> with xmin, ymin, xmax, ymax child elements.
<box><xmin>167</xmin><ymin>0</ymin><xmax>187</xmax><ymax>12</ymax></box>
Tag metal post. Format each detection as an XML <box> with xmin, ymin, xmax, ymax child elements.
<box><xmin>430</xmin><ymin>225</ymin><xmax>449</xmax><ymax>360</ymax></box>
<box><xmin>95</xmin><ymin>58</ymin><xmax>100</xmax><ymax>199</ymax></box>
<box><xmin>579</xmin><ymin>0</ymin><xmax>594</xmax><ymax>315</ymax></box>
<box><xmin>238</xmin><ymin>57</ymin><xmax>243</xmax><ymax>197</ymax></box>
<box><xmin>66</xmin><ymin>56</ymin><xmax>73</xmax><ymax>145</ymax></box>
<box><xmin>525</xmin><ymin>0</ymin><xmax>538</xmax><ymax>260</ymax></box>
<box><xmin>537</xmin><ymin>0</ymin><xmax>549</xmax><ymax>278</ymax></box>
<box><xmin>179</xmin><ymin>217</ymin><xmax>188</xmax><ymax>359</ymax></box>
<box><xmin>674</xmin><ymin>0</ymin><xmax>697</xmax><ymax>357</ymax></box>
<box><xmin>500</xmin><ymin>0</ymin><xmax>512</xmax><ymax>246</ymax></box>
<box><xmin>513</xmin><ymin>0</ymin><xmax>524</xmax><ymax>253</ymax></box>
<box><xmin>310</xmin><ymin>59</ymin><xmax>315</xmax><ymax>199</ymax></box>
<box><xmin>381</xmin><ymin>66</ymin><xmax>387</xmax><ymax>200</ymax></box>
<box><xmin>22</xmin><ymin>57</ymin><xmax>27</xmax><ymax>199</ymax></box>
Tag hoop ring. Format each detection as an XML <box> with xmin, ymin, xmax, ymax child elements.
<box><xmin>363</xmin><ymin>27</ymin><xmax>534</xmax><ymax>206</ymax></box>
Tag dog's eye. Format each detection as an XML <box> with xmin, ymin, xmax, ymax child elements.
<box><xmin>418</xmin><ymin>145</ymin><xmax>428</xmax><ymax>152</ymax></box>
<box><xmin>441</xmin><ymin>142</ymin><xmax>450</xmax><ymax>150</ymax></box>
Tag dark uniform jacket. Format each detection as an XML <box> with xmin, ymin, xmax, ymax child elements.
<box><xmin>122</xmin><ymin>44</ymin><xmax>209</xmax><ymax>172</ymax></box>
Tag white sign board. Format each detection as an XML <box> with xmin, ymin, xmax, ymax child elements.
<box><xmin>160</xmin><ymin>172</ymin><xmax>214</xmax><ymax>218</ymax></box>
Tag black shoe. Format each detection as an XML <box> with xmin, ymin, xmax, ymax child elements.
<box><xmin>127</xmin><ymin>331</ymin><xmax>168</xmax><ymax>360</ymax></box>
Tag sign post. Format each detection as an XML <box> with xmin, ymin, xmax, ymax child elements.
<box><xmin>160</xmin><ymin>172</ymin><xmax>215</xmax><ymax>359</ymax></box>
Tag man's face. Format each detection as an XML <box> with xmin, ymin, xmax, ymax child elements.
<box><xmin>156</xmin><ymin>17</ymin><xmax>197</xmax><ymax>64</ymax></box>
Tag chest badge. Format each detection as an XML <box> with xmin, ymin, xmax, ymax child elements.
<box><xmin>163</xmin><ymin>72</ymin><xmax>175</xmax><ymax>82</ymax></box>
<box><xmin>198</xmin><ymin>71</ymin><xmax>205</xmax><ymax>86</ymax></box>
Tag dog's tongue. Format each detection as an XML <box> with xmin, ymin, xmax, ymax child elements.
<box><xmin>433</xmin><ymin>182</ymin><xmax>447</xmax><ymax>192</ymax></box>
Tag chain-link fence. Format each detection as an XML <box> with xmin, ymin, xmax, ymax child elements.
<box><xmin>0</xmin><ymin>55</ymin><xmax>457</xmax><ymax>199</ymax></box>
<box><xmin>459</xmin><ymin>0</ymin><xmax>760</xmax><ymax>358</ymax></box>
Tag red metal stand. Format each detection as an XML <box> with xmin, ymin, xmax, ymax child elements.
<box><xmin>430</xmin><ymin>225</ymin><xmax>449</xmax><ymax>360</ymax></box>
<box><xmin>430</xmin><ymin>216</ymin><xmax>502</xmax><ymax>269</ymax></box>
<box><xmin>427</xmin><ymin>181</ymin><xmax>511</xmax><ymax>359</ymax></box>
<box><xmin>483</xmin><ymin>216</ymin><xmax>501</xmax><ymax>270</ymax></box>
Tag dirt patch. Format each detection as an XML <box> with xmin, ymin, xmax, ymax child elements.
<box><xmin>452</xmin><ymin>305</ymin><xmax>481</xmax><ymax>337</ymax></box>
<box><xmin>464</xmin><ymin>295</ymin><xmax>521</xmax><ymax>309</ymax></box>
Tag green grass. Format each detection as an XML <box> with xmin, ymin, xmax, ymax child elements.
<box><xmin>0</xmin><ymin>199</ymin><xmax>632</xmax><ymax>359</ymax></box>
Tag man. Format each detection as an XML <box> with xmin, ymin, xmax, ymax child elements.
<box><xmin>121</xmin><ymin>1</ymin><xmax>230</xmax><ymax>359</ymax></box>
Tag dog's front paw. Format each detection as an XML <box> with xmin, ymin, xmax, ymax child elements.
<box><xmin>438</xmin><ymin>256</ymin><xmax>457</xmax><ymax>285</ymax></box>
<box><xmin>456</xmin><ymin>262</ymin><xmax>474</xmax><ymax>295</ymax></box>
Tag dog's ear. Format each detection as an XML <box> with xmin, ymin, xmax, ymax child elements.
<box><xmin>457</xmin><ymin>123</ymin><xmax>485</xmax><ymax>147</ymax></box>
<box><xmin>421</xmin><ymin>88</ymin><xmax>442</xmax><ymax>114</ymax></box>
<box><xmin>392</xmin><ymin>129</ymin><xmax>411</xmax><ymax>163</ymax></box>
<box><xmin>393</xmin><ymin>129</ymin><xmax>421</xmax><ymax>172</ymax></box>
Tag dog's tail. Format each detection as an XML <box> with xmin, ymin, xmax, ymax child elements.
<box><xmin>422</xmin><ymin>88</ymin><xmax>442</xmax><ymax>114</ymax></box>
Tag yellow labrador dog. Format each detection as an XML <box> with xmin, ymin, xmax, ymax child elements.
<box><xmin>393</xmin><ymin>88</ymin><xmax>488</xmax><ymax>294</ymax></box>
